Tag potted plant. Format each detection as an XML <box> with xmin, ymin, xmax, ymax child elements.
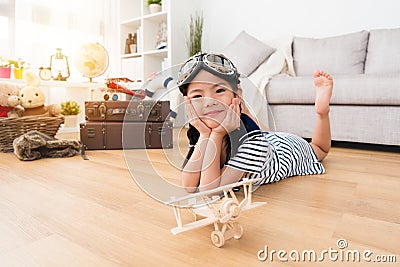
<box><xmin>0</xmin><ymin>57</ymin><xmax>11</xmax><ymax>79</ymax></box>
<box><xmin>8</xmin><ymin>59</ymin><xmax>26</xmax><ymax>80</ymax></box>
<box><xmin>186</xmin><ymin>12</ymin><xmax>204</xmax><ymax>56</ymax></box>
<box><xmin>61</xmin><ymin>100</ymin><xmax>81</xmax><ymax>128</ymax></box>
<box><xmin>147</xmin><ymin>0</ymin><xmax>162</xmax><ymax>14</ymax></box>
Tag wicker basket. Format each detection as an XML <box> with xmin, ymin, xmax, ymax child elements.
<box><xmin>0</xmin><ymin>115</ymin><xmax>64</xmax><ymax>152</ymax></box>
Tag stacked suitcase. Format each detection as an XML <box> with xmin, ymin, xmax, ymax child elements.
<box><xmin>80</xmin><ymin>100</ymin><xmax>173</xmax><ymax>150</ymax></box>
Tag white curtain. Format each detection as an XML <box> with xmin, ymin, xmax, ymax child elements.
<box><xmin>0</xmin><ymin>0</ymin><xmax>119</xmax><ymax>81</ymax></box>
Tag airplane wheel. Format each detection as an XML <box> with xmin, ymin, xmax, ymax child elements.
<box><xmin>211</xmin><ymin>231</ymin><xmax>225</xmax><ymax>247</ymax></box>
<box><xmin>221</xmin><ymin>199</ymin><xmax>239</xmax><ymax>221</ymax></box>
<box><xmin>232</xmin><ymin>222</ymin><xmax>244</xmax><ymax>239</ymax></box>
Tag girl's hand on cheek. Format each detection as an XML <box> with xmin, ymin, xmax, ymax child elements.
<box><xmin>213</xmin><ymin>97</ymin><xmax>241</xmax><ymax>136</ymax></box>
<box><xmin>185</xmin><ymin>96</ymin><xmax>211</xmax><ymax>136</ymax></box>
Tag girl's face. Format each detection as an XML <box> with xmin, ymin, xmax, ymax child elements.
<box><xmin>186</xmin><ymin>70</ymin><xmax>239</xmax><ymax>129</ymax></box>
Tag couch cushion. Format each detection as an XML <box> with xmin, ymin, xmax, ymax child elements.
<box><xmin>365</xmin><ymin>28</ymin><xmax>400</xmax><ymax>74</ymax></box>
<box><xmin>266</xmin><ymin>74</ymin><xmax>400</xmax><ymax>105</ymax></box>
<box><xmin>292</xmin><ymin>31</ymin><xmax>369</xmax><ymax>76</ymax></box>
<box><xmin>224</xmin><ymin>31</ymin><xmax>275</xmax><ymax>77</ymax></box>
<box><xmin>268</xmin><ymin>105</ymin><xmax>400</xmax><ymax>146</ymax></box>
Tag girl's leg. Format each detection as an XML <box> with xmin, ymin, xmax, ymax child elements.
<box><xmin>310</xmin><ymin>70</ymin><xmax>333</xmax><ymax>161</ymax></box>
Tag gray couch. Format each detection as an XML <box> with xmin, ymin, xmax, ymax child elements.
<box><xmin>265</xmin><ymin>29</ymin><xmax>400</xmax><ymax>146</ymax></box>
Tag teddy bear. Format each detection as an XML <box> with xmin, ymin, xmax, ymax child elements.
<box><xmin>0</xmin><ymin>81</ymin><xmax>23</xmax><ymax>118</ymax></box>
<box><xmin>19</xmin><ymin>70</ymin><xmax>61</xmax><ymax>117</ymax></box>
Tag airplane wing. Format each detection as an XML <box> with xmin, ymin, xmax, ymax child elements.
<box><xmin>167</xmin><ymin>178</ymin><xmax>263</xmax><ymax>208</ymax></box>
<box><xmin>241</xmin><ymin>201</ymin><xmax>266</xmax><ymax>211</ymax></box>
<box><xmin>171</xmin><ymin>216</ymin><xmax>217</xmax><ymax>235</ymax></box>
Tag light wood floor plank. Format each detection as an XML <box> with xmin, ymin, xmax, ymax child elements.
<box><xmin>334</xmin><ymin>213</ymin><xmax>400</xmax><ymax>255</ymax></box>
<box><xmin>0</xmin><ymin>234</ymin><xmax>123</xmax><ymax>267</ymax></box>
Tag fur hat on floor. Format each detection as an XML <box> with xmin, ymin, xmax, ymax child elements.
<box><xmin>13</xmin><ymin>130</ymin><xmax>81</xmax><ymax>161</ymax></box>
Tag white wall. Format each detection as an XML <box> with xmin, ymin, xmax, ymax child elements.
<box><xmin>199</xmin><ymin>0</ymin><xmax>400</xmax><ymax>52</ymax></box>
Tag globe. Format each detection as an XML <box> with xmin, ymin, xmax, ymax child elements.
<box><xmin>74</xmin><ymin>43</ymin><xmax>109</xmax><ymax>82</ymax></box>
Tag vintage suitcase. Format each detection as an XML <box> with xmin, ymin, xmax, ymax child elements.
<box><xmin>84</xmin><ymin>100</ymin><xmax>170</xmax><ymax>122</ymax></box>
<box><xmin>80</xmin><ymin>120</ymin><xmax>173</xmax><ymax>150</ymax></box>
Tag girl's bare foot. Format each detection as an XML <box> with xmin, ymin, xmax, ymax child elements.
<box><xmin>314</xmin><ymin>70</ymin><xmax>333</xmax><ymax>115</ymax></box>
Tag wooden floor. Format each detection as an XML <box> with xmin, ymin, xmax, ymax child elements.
<box><xmin>0</xmin><ymin>130</ymin><xmax>399</xmax><ymax>267</ymax></box>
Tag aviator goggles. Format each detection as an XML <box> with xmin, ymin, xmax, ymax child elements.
<box><xmin>177</xmin><ymin>53</ymin><xmax>240</xmax><ymax>87</ymax></box>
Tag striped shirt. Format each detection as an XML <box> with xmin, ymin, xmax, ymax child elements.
<box><xmin>225</xmin><ymin>130</ymin><xmax>325</xmax><ymax>185</ymax></box>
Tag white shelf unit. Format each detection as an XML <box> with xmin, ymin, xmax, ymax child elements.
<box><xmin>118</xmin><ymin>0</ymin><xmax>198</xmax><ymax>82</ymax></box>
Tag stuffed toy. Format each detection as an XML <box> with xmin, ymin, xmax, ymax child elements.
<box><xmin>142</xmin><ymin>73</ymin><xmax>179</xmax><ymax>121</ymax></box>
<box><xmin>19</xmin><ymin>70</ymin><xmax>61</xmax><ymax>117</ymax></box>
<box><xmin>0</xmin><ymin>81</ymin><xmax>23</xmax><ymax>118</ymax></box>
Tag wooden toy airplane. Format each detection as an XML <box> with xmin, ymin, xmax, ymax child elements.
<box><xmin>105</xmin><ymin>77</ymin><xmax>146</xmax><ymax>100</ymax></box>
<box><xmin>168</xmin><ymin>178</ymin><xmax>266</xmax><ymax>247</ymax></box>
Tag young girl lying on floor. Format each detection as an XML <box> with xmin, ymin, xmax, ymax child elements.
<box><xmin>178</xmin><ymin>53</ymin><xmax>333</xmax><ymax>192</ymax></box>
